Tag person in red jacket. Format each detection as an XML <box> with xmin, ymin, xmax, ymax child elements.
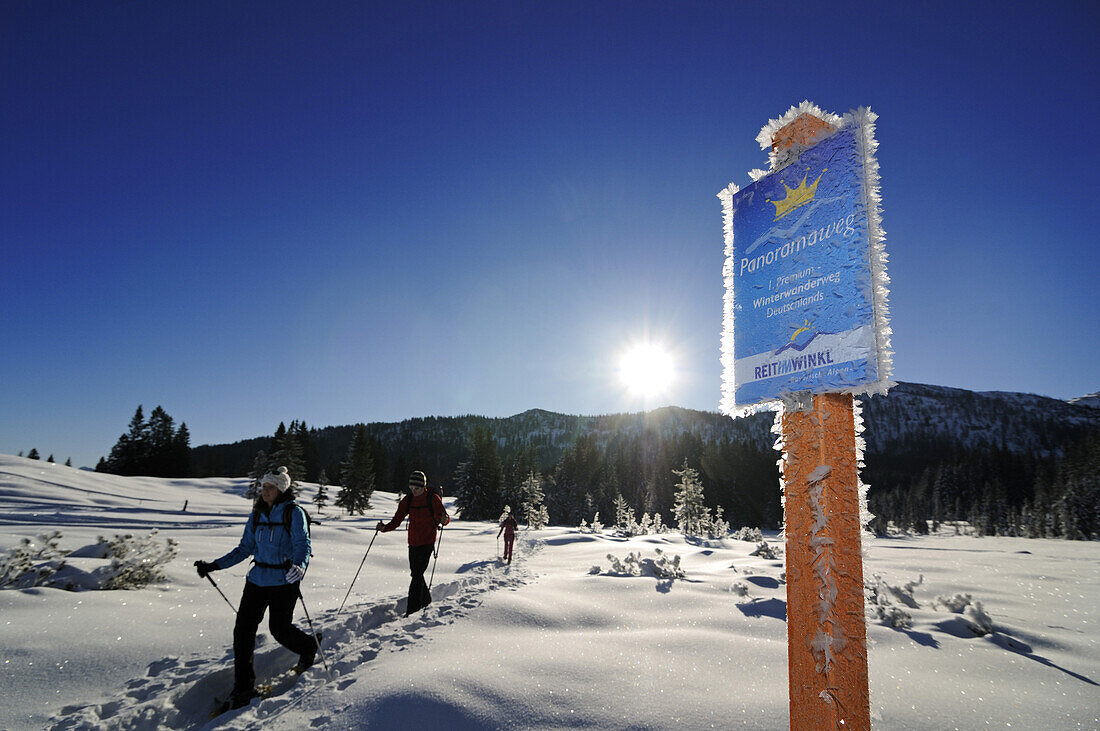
<box><xmin>377</xmin><ymin>470</ymin><xmax>450</xmax><ymax>616</ymax></box>
<box><xmin>497</xmin><ymin>507</ymin><xmax>518</xmax><ymax>564</ymax></box>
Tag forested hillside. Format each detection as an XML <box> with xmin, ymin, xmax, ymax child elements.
<box><xmin>184</xmin><ymin>382</ymin><xmax>1099</xmax><ymax>537</ymax></box>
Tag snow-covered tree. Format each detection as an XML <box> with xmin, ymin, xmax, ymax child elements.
<box><xmin>527</xmin><ymin>502</ymin><xmax>550</xmax><ymax>530</ymax></box>
<box><xmin>516</xmin><ymin>472</ymin><xmax>546</xmax><ymax>525</ymax></box>
<box><xmin>672</xmin><ymin>460</ymin><xmax>709</xmax><ymax>537</ymax></box>
<box><xmin>613</xmin><ymin>493</ymin><xmax>638</xmax><ymax>535</ymax></box>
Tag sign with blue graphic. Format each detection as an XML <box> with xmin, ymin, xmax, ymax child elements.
<box><xmin>726</xmin><ymin>124</ymin><xmax>880</xmax><ymax>405</ymax></box>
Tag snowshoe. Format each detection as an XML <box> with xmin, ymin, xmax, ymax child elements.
<box><xmin>293</xmin><ymin>632</ymin><xmax>323</xmax><ymax>673</ymax></box>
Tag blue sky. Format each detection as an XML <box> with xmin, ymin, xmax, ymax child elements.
<box><xmin>3</xmin><ymin>1</ymin><xmax>1098</xmax><ymax>468</ymax></box>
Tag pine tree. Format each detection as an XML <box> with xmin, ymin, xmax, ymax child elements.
<box><xmin>27</xmin><ymin>449</ymin><xmax>39</xmax><ymax>460</ymax></box>
<box><xmin>293</xmin><ymin>421</ymin><xmax>321</xmax><ymax>483</ymax></box>
<box><xmin>146</xmin><ymin>406</ymin><xmax>176</xmax><ymax>477</ymax></box>
<box><xmin>337</xmin><ymin>424</ymin><xmax>375</xmax><ymax>515</ymax></box>
<box><xmin>314</xmin><ymin>469</ymin><xmax>330</xmax><ymax>513</ymax></box>
<box><xmin>103</xmin><ymin>406</ymin><xmax>147</xmax><ymax>475</ymax></box>
<box><xmin>453</xmin><ymin>426</ymin><xmax>504</xmax><ymax>520</ymax></box>
<box><xmin>65</xmin><ymin>458</ymin><xmax>72</xmax><ymax>467</ymax></box>
<box><xmin>269</xmin><ymin>422</ymin><xmax>305</xmax><ymax>488</ymax></box>
<box><xmin>47</xmin><ymin>454</ymin><xmax>55</xmax><ymax>463</ymax></box>
<box><xmin>516</xmin><ymin>472</ymin><xmax>546</xmax><ymax>524</ymax></box>
<box><xmin>173</xmin><ymin>423</ymin><xmax>191</xmax><ymax>477</ymax></box>
<box><xmin>672</xmin><ymin>460</ymin><xmax>710</xmax><ymax>538</ymax></box>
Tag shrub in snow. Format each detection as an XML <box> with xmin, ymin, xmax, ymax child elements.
<box><xmin>601</xmin><ymin>548</ymin><xmax>685</xmax><ymax>580</ymax></box>
<box><xmin>886</xmin><ymin>574</ymin><xmax>923</xmax><ymax>608</ymax></box>
<box><xmin>2</xmin><ymin>530</ymin><xmax>177</xmax><ymax>591</ymax></box>
<box><xmin>934</xmin><ymin>593</ymin><xmax>973</xmax><ymax>613</ymax></box>
<box><xmin>730</xmin><ymin>582</ymin><xmax>750</xmax><ymax>598</ymax></box>
<box><xmin>876</xmin><ymin>605</ymin><xmax>913</xmax><ymax>629</ymax></box>
<box><xmin>95</xmin><ymin>530</ymin><xmax>180</xmax><ymax>590</ymax></box>
<box><xmin>606</xmin><ymin>552</ymin><xmax>642</xmax><ymax>576</ymax></box>
<box><xmin>749</xmin><ymin>541</ymin><xmax>779</xmax><ymax>559</ymax></box>
<box><xmin>0</xmin><ymin>531</ymin><xmax>66</xmax><ymax>589</ymax></box>
<box><xmin>865</xmin><ymin>573</ymin><xmax>917</xmax><ymax>628</ymax></box>
<box><xmin>708</xmin><ymin>505</ymin><xmax>731</xmax><ymax>539</ymax></box>
<box><xmin>578</xmin><ymin>513</ymin><xmax>605</xmax><ymax>534</ymax></box>
<box><xmin>731</xmin><ymin>527</ymin><xmax>764</xmax><ymax>543</ymax></box>
<box><xmin>964</xmin><ymin>601</ymin><xmax>995</xmax><ymax>636</ymax></box>
<box><xmin>649</xmin><ymin>548</ymin><xmax>685</xmax><ymax>579</ymax></box>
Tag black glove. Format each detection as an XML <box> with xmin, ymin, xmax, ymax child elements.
<box><xmin>194</xmin><ymin>560</ymin><xmax>217</xmax><ymax>578</ymax></box>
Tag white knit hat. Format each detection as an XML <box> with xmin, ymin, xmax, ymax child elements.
<box><xmin>261</xmin><ymin>465</ymin><xmax>291</xmax><ymax>492</ymax></box>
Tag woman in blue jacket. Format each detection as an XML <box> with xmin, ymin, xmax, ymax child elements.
<box><xmin>195</xmin><ymin>466</ymin><xmax>317</xmax><ymax>709</ymax></box>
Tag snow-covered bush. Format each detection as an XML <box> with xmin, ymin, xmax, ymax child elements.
<box><xmin>965</xmin><ymin>601</ymin><xmax>995</xmax><ymax>635</ymax></box>
<box><xmin>606</xmin><ymin>551</ymin><xmax>643</xmax><ymax>576</ymax></box>
<box><xmin>749</xmin><ymin>541</ymin><xmax>780</xmax><ymax>559</ymax></box>
<box><xmin>876</xmin><ymin>605</ymin><xmax>913</xmax><ymax>629</ymax></box>
<box><xmin>865</xmin><ymin>573</ymin><xmax>920</xmax><ymax>628</ymax></box>
<box><xmin>649</xmin><ymin>548</ymin><xmax>685</xmax><ymax>579</ymax></box>
<box><xmin>934</xmin><ymin>593</ymin><xmax>973</xmax><ymax>613</ymax></box>
<box><xmin>731</xmin><ymin>527</ymin><xmax>764</xmax><ymax>543</ymax></box>
<box><xmin>578</xmin><ymin>512</ymin><xmax>605</xmax><ymax>534</ymax></box>
<box><xmin>729</xmin><ymin>581</ymin><xmax>750</xmax><ymax>597</ymax></box>
<box><xmin>96</xmin><ymin>530</ymin><xmax>179</xmax><ymax>589</ymax></box>
<box><xmin>708</xmin><ymin>505</ymin><xmax>731</xmax><ymax>538</ymax></box>
<box><xmin>0</xmin><ymin>530</ymin><xmax>177</xmax><ymax>591</ymax></box>
<box><xmin>0</xmin><ymin>531</ymin><xmax>66</xmax><ymax>589</ymax></box>
<box><xmin>600</xmin><ymin>548</ymin><xmax>685</xmax><ymax>580</ymax></box>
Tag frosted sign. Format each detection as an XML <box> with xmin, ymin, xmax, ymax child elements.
<box><xmin>720</xmin><ymin>119</ymin><xmax>891</xmax><ymax>410</ymax></box>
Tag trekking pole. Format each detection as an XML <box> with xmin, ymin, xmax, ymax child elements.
<box><xmin>202</xmin><ymin>572</ymin><xmax>237</xmax><ymax>614</ymax></box>
<box><xmin>296</xmin><ymin>586</ymin><xmax>333</xmax><ymax>681</ymax></box>
<box><xmin>337</xmin><ymin>528</ymin><xmax>379</xmax><ymax>617</ymax></box>
<box><xmin>428</xmin><ymin>523</ymin><xmax>444</xmax><ymax>592</ymax></box>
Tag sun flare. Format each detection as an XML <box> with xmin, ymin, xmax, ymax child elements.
<box><xmin>619</xmin><ymin>343</ymin><xmax>675</xmax><ymax>398</ymax></box>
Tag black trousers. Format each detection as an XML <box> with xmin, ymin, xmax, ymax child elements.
<box><xmin>406</xmin><ymin>543</ymin><xmax>435</xmax><ymax>616</ymax></box>
<box><xmin>233</xmin><ymin>581</ymin><xmax>313</xmax><ymax>690</ymax></box>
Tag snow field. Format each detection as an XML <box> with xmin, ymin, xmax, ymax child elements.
<box><xmin>1</xmin><ymin>455</ymin><xmax>1097</xmax><ymax>730</ymax></box>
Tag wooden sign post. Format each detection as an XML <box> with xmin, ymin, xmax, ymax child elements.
<box><xmin>719</xmin><ymin>103</ymin><xmax>890</xmax><ymax>730</ymax></box>
<box><xmin>774</xmin><ymin>113</ymin><xmax>870</xmax><ymax>731</ymax></box>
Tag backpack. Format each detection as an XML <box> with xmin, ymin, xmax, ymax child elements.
<box><xmin>408</xmin><ymin>490</ymin><xmax>444</xmax><ymax>524</ymax></box>
<box><xmin>254</xmin><ymin>501</ymin><xmax>315</xmax><ymax>555</ymax></box>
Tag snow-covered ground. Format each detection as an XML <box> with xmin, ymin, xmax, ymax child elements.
<box><xmin>1</xmin><ymin>454</ymin><xmax>1097</xmax><ymax>730</ymax></box>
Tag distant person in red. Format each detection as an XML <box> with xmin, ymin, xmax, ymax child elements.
<box><xmin>497</xmin><ymin>507</ymin><xmax>518</xmax><ymax>564</ymax></box>
<box><xmin>377</xmin><ymin>470</ymin><xmax>450</xmax><ymax>616</ymax></box>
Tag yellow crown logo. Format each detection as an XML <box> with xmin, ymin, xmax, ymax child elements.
<box><xmin>767</xmin><ymin>168</ymin><xmax>826</xmax><ymax>221</ymax></box>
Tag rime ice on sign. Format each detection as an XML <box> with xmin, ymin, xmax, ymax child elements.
<box><xmin>719</xmin><ymin>103</ymin><xmax>893</xmax><ymax>416</ymax></box>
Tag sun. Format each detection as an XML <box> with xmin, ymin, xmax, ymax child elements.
<box><xmin>619</xmin><ymin>343</ymin><xmax>675</xmax><ymax>399</ymax></box>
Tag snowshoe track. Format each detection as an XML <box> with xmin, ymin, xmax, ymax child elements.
<box><xmin>48</xmin><ymin>546</ymin><xmax>535</xmax><ymax>730</ymax></box>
